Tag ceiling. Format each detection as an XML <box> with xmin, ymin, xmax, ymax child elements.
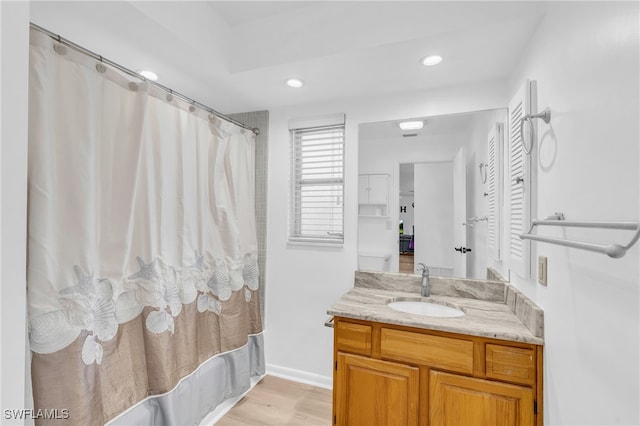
<box><xmin>209</xmin><ymin>1</ymin><xmax>320</xmax><ymax>26</ymax></box>
<box><xmin>29</xmin><ymin>1</ymin><xmax>547</xmax><ymax>114</ymax></box>
<box><xmin>359</xmin><ymin>112</ymin><xmax>475</xmax><ymax>141</ymax></box>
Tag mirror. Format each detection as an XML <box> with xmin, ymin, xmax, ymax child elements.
<box><xmin>357</xmin><ymin>108</ymin><xmax>507</xmax><ymax>279</ymax></box>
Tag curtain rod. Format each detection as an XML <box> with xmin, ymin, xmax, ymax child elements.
<box><xmin>29</xmin><ymin>22</ymin><xmax>260</xmax><ymax>135</ymax></box>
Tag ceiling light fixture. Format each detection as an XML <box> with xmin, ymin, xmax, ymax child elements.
<box><xmin>420</xmin><ymin>55</ymin><xmax>443</xmax><ymax>67</ymax></box>
<box><xmin>398</xmin><ymin>121</ymin><xmax>424</xmax><ymax>131</ymax></box>
<box><xmin>286</xmin><ymin>78</ymin><xmax>304</xmax><ymax>88</ymax></box>
<box><xmin>138</xmin><ymin>69</ymin><xmax>158</xmax><ymax>81</ymax></box>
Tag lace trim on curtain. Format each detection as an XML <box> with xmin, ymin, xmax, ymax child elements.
<box><xmin>29</xmin><ymin>252</ymin><xmax>259</xmax><ymax>364</ymax></box>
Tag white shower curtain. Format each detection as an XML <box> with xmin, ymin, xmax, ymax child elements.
<box><xmin>27</xmin><ymin>28</ymin><xmax>264</xmax><ymax>425</ymax></box>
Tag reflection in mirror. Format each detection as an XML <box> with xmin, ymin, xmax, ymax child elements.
<box><xmin>358</xmin><ymin>109</ymin><xmax>507</xmax><ymax>279</ymax></box>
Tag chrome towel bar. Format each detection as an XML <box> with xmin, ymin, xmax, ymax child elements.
<box><xmin>463</xmin><ymin>216</ymin><xmax>488</xmax><ymax>227</ymax></box>
<box><xmin>519</xmin><ymin>214</ymin><xmax>640</xmax><ymax>258</ymax></box>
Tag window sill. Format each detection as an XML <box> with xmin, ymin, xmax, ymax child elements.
<box><xmin>287</xmin><ymin>240</ymin><xmax>344</xmax><ymax>249</ymax></box>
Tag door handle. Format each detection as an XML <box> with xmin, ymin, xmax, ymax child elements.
<box><xmin>454</xmin><ymin>246</ymin><xmax>472</xmax><ymax>254</ymax></box>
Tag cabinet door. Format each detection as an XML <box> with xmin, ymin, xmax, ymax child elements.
<box><xmin>358</xmin><ymin>175</ymin><xmax>370</xmax><ymax>204</ymax></box>
<box><xmin>430</xmin><ymin>370</ymin><xmax>534</xmax><ymax>426</ymax></box>
<box><xmin>336</xmin><ymin>352</ymin><xmax>419</xmax><ymax>426</ymax></box>
<box><xmin>367</xmin><ymin>174</ymin><xmax>388</xmax><ymax>205</ymax></box>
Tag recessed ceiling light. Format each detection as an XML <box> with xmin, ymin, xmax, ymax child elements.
<box><xmin>138</xmin><ymin>70</ymin><xmax>158</xmax><ymax>81</ymax></box>
<box><xmin>420</xmin><ymin>55</ymin><xmax>443</xmax><ymax>67</ymax></box>
<box><xmin>286</xmin><ymin>78</ymin><xmax>304</xmax><ymax>88</ymax></box>
<box><xmin>398</xmin><ymin>121</ymin><xmax>424</xmax><ymax>131</ymax></box>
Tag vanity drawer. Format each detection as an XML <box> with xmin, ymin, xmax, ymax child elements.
<box><xmin>380</xmin><ymin>328</ymin><xmax>473</xmax><ymax>374</ymax></box>
<box><xmin>485</xmin><ymin>344</ymin><xmax>535</xmax><ymax>385</ymax></box>
<box><xmin>336</xmin><ymin>321</ymin><xmax>372</xmax><ymax>355</ymax></box>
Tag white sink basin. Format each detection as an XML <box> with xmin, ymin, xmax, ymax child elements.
<box><xmin>388</xmin><ymin>301</ymin><xmax>464</xmax><ymax>318</ymax></box>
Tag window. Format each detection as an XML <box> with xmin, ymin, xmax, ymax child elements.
<box><xmin>289</xmin><ymin>123</ymin><xmax>345</xmax><ymax>244</ymax></box>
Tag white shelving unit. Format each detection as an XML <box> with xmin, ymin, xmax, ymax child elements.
<box><xmin>358</xmin><ymin>174</ymin><xmax>389</xmax><ymax>217</ymax></box>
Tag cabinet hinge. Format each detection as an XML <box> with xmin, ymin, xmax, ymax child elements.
<box><xmin>534</xmin><ymin>400</ymin><xmax>538</xmax><ymax>414</ymax></box>
<box><xmin>335</xmin><ymin>360</ymin><xmax>338</xmax><ymax>371</ymax></box>
<box><xmin>333</xmin><ymin>414</ymin><xmax>337</xmax><ymax>424</ymax></box>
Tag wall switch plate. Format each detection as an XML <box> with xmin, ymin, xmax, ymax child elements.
<box><xmin>538</xmin><ymin>256</ymin><xmax>548</xmax><ymax>286</ymax></box>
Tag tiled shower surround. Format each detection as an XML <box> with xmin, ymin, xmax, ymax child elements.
<box><xmin>229</xmin><ymin>110</ymin><xmax>269</xmax><ymax>320</ymax></box>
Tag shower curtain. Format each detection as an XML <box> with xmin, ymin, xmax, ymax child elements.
<box><xmin>27</xmin><ymin>29</ymin><xmax>264</xmax><ymax>425</ymax></box>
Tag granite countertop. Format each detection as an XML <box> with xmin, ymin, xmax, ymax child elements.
<box><xmin>327</xmin><ymin>271</ymin><xmax>544</xmax><ymax>345</ymax></box>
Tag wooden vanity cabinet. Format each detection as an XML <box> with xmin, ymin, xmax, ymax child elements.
<box><xmin>332</xmin><ymin>317</ymin><xmax>543</xmax><ymax>426</ymax></box>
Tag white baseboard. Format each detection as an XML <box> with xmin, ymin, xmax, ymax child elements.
<box><xmin>266</xmin><ymin>363</ymin><xmax>333</xmax><ymax>390</ymax></box>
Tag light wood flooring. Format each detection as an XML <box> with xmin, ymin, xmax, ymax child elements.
<box><xmin>215</xmin><ymin>376</ymin><xmax>332</xmax><ymax>426</ymax></box>
<box><xmin>399</xmin><ymin>253</ymin><xmax>415</xmax><ymax>274</ymax></box>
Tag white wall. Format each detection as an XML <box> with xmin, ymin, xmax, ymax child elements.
<box><xmin>0</xmin><ymin>2</ymin><xmax>30</xmax><ymax>424</ymax></box>
<box><xmin>504</xmin><ymin>2</ymin><xmax>639</xmax><ymax>424</ymax></box>
<box><xmin>465</xmin><ymin>113</ymin><xmax>489</xmax><ymax>278</ymax></box>
<box><xmin>265</xmin><ymin>81</ymin><xmax>507</xmax><ymax>384</ymax></box>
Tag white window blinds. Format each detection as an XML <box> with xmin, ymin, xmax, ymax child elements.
<box><xmin>289</xmin><ymin>123</ymin><xmax>345</xmax><ymax>244</ymax></box>
<box><xmin>487</xmin><ymin>122</ymin><xmax>503</xmax><ymax>261</ymax></box>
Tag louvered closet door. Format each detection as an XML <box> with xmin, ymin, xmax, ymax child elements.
<box><xmin>487</xmin><ymin>123</ymin><xmax>503</xmax><ymax>261</ymax></box>
<box><xmin>508</xmin><ymin>82</ymin><xmax>532</xmax><ymax>279</ymax></box>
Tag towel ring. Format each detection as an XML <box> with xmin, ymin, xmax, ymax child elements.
<box><xmin>519</xmin><ymin>107</ymin><xmax>551</xmax><ymax>155</ymax></box>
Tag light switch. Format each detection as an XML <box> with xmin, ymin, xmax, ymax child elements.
<box><xmin>538</xmin><ymin>256</ymin><xmax>547</xmax><ymax>286</ymax></box>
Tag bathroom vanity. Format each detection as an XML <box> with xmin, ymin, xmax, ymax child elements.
<box><xmin>327</xmin><ymin>271</ymin><xmax>544</xmax><ymax>426</ymax></box>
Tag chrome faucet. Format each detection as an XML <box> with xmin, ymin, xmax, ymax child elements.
<box><xmin>417</xmin><ymin>263</ymin><xmax>430</xmax><ymax>297</ymax></box>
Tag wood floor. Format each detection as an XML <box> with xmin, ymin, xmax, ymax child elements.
<box><xmin>215</xmin><ymin>376</ymin><xmax>332</xmax><ymax>426</ymax></box>
<box><xmin>399</xmin><ymin>253</ymin><xmax>415</xmax><ymax>274</ymax></box>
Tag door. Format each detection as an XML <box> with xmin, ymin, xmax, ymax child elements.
<box><xmin>335</xmin><ymin>352</ymin><xmax>419</xmax><ymax>426</ymax></box>
<box><xmin>430</xmin><ymin>370</ymin><xmax>535</xmax><ymax>426</ymax></box>
<box><xmin>452</xmin><ymin>147</ymin><xmax>467</xmax><ymax>277</ymax></box>
<box><xmin>414</xmin><ymin>162</ymin><xmax>453</xmax><ymax>275</ymax></box>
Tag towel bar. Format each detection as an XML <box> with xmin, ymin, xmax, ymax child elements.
<box><xmin>463</xmin><ymin>216</ymin><xmax>488</xmax><ymax>227</ymax></box>
<box><xmin>519</xmin><ymin>215</ymin><xmax>640</xmax><ymax>258</ymax></box>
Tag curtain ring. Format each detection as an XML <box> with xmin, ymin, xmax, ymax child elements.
<box><xmin>166</xmin><ymin>89</ymin><xmax>174</xmax><ymax>102</ymax></box>
<box><xmin>53</xmin><ymin>35</ymin><xmax>67</xmax><ymax>55</ymax></box>
<box><xmin>189</xmin><ymin>102</ymin><xmax>196</xmax><ymax>113</ymax></box>
<box><xmin>95</xmin><ymin>56</ymin><xmax>107</xmax><ymax>73</ymax></box>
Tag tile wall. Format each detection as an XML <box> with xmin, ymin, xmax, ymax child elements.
<box><xmin>229</xmin><ymin>110</ymin><xmax>269</xmax><ymax>320</ymax></box>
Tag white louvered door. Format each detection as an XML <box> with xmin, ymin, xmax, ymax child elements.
<box><xmin>508</xmin><ymin>82</ymin><xmax>533</xmax><ymax>279</ymax></box>
<box><xmin>487</xmin><ymin>122</ymin><xmax>503</xmax><ymax>261</ymax></box>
